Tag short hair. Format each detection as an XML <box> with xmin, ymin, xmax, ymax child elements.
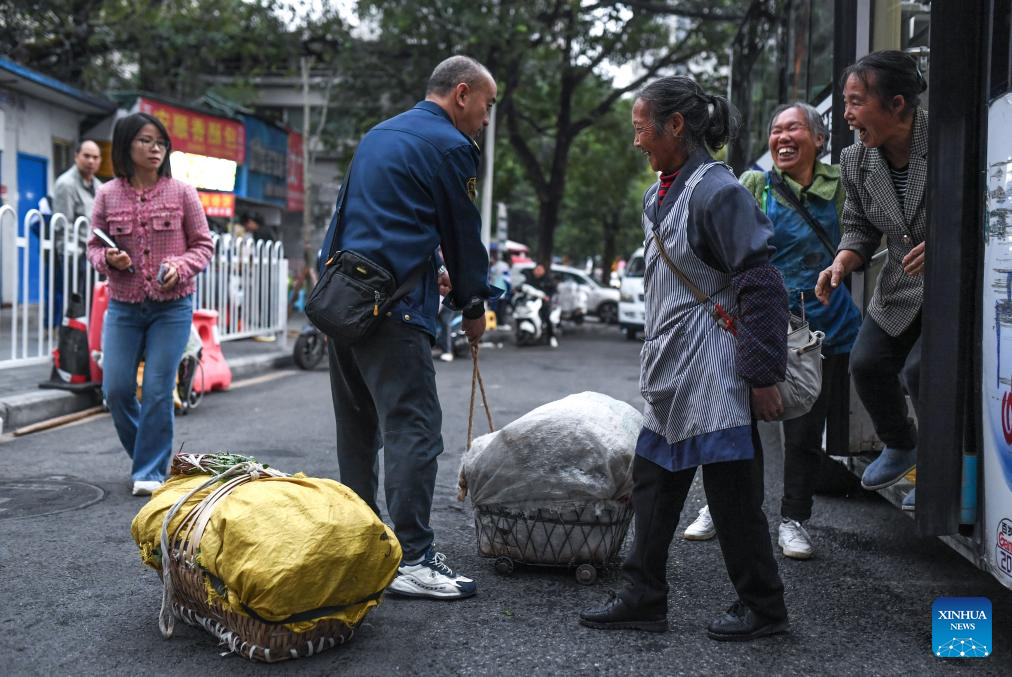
<box><xmin>636</xmin><ymin>76</ymin><xmax>738</xmax><ymax>151</ymax></box>
<box><xmin>111</xmin><ymin>112</ymin><xmax>172</xmax><ymax>179</ymax></box>
<box><xmin>841</xmin><ymin>50</ymin><xmax>927</xmax><ymax>117</ymax></box>
<box><xmin>768</xmin><ymin>102</ymin><xmax>829</xmax><ymax>152</ymax></box>
<box><xmin>75</xmin><ymin>139</ymin><xmax>100</xmax><ymax>155</ymax></box>
<box><xmin>426</xmin><ymin>56</ymin><xmax>492</xmax><ymax>96</ymax></box>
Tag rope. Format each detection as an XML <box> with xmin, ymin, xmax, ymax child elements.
<box><xmin>157</xmin><ymin>460</ymin><xmax>284</xmax><ymax>639</ymax></box>
<box><xmin>466</xmin><ymin>343</ymin><xmax>495</xmax><ymax>452</ymax></box>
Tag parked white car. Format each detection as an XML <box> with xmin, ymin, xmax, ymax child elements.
<box><xmin>513</xmin><ymin>263</ymin><xmax>620</xmax><ymax>324</ymax></box>
<box><xmin>618</xmin><ymin>247</ymin><xmax>645</xmax><ymax>340</ymax></box>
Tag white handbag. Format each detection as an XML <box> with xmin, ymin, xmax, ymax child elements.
<box><xmin>777</xmin><ymin>314</ymin><xmax>824</xmax><ymax>421</ymax></box>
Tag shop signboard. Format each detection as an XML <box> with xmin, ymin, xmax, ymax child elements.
<box><xmin>197</xmin><ymin>191</ymin><xmax>235</xmax><ymax>218</ymax></box>
<box><xmin>287</xmin><ymin>131</ymin><xmax>304</xmax><ymax>213</ymax></box>
<box><xmin>981</xmin><ymin>92</ymin><xmax>1012</xmax><ymax>588</ymax></box>
<box><xmin>139</xmin><ymin>98</ymin><xmax>245</xmax><ymax>164</ymax></box>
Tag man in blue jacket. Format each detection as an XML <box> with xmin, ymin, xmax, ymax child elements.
<box><xmin>323</xmin><ymin>55</ymin><xmax>499</xmax><ymax>599</ymax></box>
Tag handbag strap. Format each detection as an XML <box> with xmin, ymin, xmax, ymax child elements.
<box><xmin>768</xmin><ymin>170</ymin><xmax>836</xmax><ymax>257</ymax></box>
<box><xmin>318</xmin><ymin>157</ymin><xmax>355</xmax><ymax>273</ymax></box>
<box><xmin>650</xmin><ymin>232</ymin><xmax>735</xmax><ymax>334</ymax></box>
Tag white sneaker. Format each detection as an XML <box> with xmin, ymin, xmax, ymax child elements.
<box><xmin>132</xmin><ymin>480</ymin><xmax>162</xmax><ymax>496</ymax></box>
<box><xmin>439</xmin><ymin>352</ymin><xmax>454</xmax><ymax>362</ymax></box>
<box><xmin>386</xmin><ymin>548</ymin><xmax>477</xmax><ymax>600</ymax></box>
<box><xmin>549</xmin><ymin>336</ymin><xmax>559</xmax><ymax>348</ymax></box>
<box><xmin>778</xmin><ymin>519</ymin><xmax>814</xmax><ymax>559</ymax></box>
<box><xmin>682</xmin><ymin>505</ymin><xmax>716</xmax><ymax>540</ymax></box>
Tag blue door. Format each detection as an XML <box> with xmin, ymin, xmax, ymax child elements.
<box><xmin>17</xmin><ymin>153</ymin><xmax>47</xmax><ymax>304</ymax></box>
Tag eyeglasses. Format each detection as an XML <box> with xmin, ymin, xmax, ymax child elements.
<box><xmin>134</xmin><ymin>136</ymin><xmax>169</xmax><ymax>151</ymax></box>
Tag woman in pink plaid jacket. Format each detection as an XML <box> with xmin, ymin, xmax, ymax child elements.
<box><xmin>86</xmin><ymin>112</ymin><xmax>213</xmax><ymax>496</ymax></box>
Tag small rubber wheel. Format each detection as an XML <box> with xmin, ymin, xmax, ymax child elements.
<box><xmin>575</xmin><ymin>564</ymin><xmax>597</xmax><ymax>585</ymax></box>
<box><xmin>494</xmin><ymin>557</ymin><xmax>515</xmax><ymax>575</ymax></box>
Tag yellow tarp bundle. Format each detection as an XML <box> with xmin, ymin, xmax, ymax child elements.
<box><xmin>131</xmin><ymin>473</ymin><xmax>401</xmax><ymax>632</ymax></box>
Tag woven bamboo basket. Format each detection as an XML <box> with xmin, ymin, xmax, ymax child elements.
<box><xmin>164</xmin><ymin>554</ymin><xmax>356</xmax><ymax>662</ymax></box>
<box><xmin>154</xmin><ymin>456</ymin><xmax>362</xmax><ymax>662</ymax></box>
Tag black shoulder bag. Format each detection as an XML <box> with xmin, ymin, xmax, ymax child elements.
<box><xmin>306</xmin><ymin>162</ymin><xmax>430</xmax><ymax>346</ymax></box>
<box><xmin>768</xmin><ymin>170</ymin><xmax>836</xmax><ymax>257</ymax></box>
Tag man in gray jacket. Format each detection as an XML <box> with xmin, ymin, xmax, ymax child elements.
<box><xmin>52</xmin><ymin>140</ymin><xmax>102</xmax><ymax>293</ymax></box>
<box><xmin>53</xmin><ymin>139</ymin><xmax>103</xmax><ymax>237</ymax></box>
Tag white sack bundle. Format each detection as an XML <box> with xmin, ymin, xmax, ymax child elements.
<box><xmin>458</xmin><ymin>391</ymin><xmax>641</xmax><ymax>508</ymax></box>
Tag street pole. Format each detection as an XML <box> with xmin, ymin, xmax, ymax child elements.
<box><xmin>480</xmin><ymin>103</ymin><xmax>496</xmax><ymax>249</ymax></box>
<box><xmin>301</xmin><ymin>56</ymin><xmax>312</xmax><ymax>266</ymax></box>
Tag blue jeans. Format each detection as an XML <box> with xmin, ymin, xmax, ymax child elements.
<box><xmin>103</xmin><ymin>296</ymin><xmax>193</xmax><ymax>481</ymax></box>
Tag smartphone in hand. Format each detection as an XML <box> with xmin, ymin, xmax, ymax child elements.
<box><xmin>157</xmin><ymin>263</ymin><xmax>170</xmax><ymax>285</ymax></box>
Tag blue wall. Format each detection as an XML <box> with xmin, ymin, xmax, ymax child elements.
<box><xmin>236</xmin><ymin>115</ymin><xmax>288</xmax><ymax>208</ymax></box>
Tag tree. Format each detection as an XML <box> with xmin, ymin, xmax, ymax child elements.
<box><xmin>554</xmin><ymin>96</ymin><xmax>655</xmax><ymax>283</ymax></box>
<box><xmin>338</xmin><ymin>0</ymin><xmax>740</xmax><ymax>266</ymax></box>
<box><xmin>725</xmin><ymin>0</ymin><xmax>780</xmax><ymax>174</ymax></box>
<box><xmin>1</xmin><ymin>0</ymin><xmax>302</xmax><ymax>101</ymax></box>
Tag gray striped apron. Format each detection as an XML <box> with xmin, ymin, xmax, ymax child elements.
<box><xmin>640</xmin><ymin>161</ymin><xmax>752</xmax><ymax>444</ymax></box>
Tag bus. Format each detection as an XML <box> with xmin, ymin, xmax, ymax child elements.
<box><xmin>746</xmin><ymin>0</ymin><xmax>1012</xmax><ymax>590</ymax></box>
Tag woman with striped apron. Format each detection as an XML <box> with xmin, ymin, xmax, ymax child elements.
<box><xmin>580</xmin><ymin>76</ymin><xmax>790</xmax><ymax>641</ymax></box>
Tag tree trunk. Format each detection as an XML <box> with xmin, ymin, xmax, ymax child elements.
<box><xmin>728</xmin><ymin>0</ymin><xmax>778</xmax><ymax>174</ymax></box>
<box><xmin>601</xmin><ymin>210</ymin><xmax>619</xmax><ymax>286</ymax></box>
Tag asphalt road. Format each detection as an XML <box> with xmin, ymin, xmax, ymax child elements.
<box><xmin>1</xmin><ymin>322</ymin><xmax>1009</xmax><ymax>676</ymax></box>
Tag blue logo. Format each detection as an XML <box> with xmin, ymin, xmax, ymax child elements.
<box><xmin>933</xmin><ymin>597</ymin><xmax>992</xmax><ymax>657</ymax></box>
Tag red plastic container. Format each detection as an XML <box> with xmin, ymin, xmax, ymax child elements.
<box><xmin>88</xmin><ymin>281</ymin><xmax>111</xmax><ymax>384</ymax></box>
<box><xmin>191</xmin><ymin>309</ymin><xmax>232</xmax><ymax>393</ymax></box>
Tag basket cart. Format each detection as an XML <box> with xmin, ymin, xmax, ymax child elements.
<box><xmin>473</xmin><ymin>500</ymin><xmax>633</xmax><ymax>585</ymax></box>
<box><xmin>461</xmin><ymin>348</ymin><xmax>634</xmax><ymax>585</ymax></box>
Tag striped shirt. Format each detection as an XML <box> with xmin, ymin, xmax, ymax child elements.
<box><xmin>888</xmin><ymin>163</ymin><xmax>908</xmax><ymax>205</ymax></box>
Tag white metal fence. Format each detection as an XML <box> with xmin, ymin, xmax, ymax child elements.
<box><xmin>0</xmin><ymin>204</ymin><xmax>288</xmax><ymax>370</ymax></box>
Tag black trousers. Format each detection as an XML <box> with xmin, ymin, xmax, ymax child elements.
<box><xmin>781</xmin><ymin>352</ymin><xmax>850</xmax><ymax>522</ymax></box>
<box><xmin>327</xmin><ymin>318</ymin><xmax>443</xmax><ymax>561</ymax></box>
<box><xmin>620</xmin><ymin>426</ymin><xmax>788</xmax><ymax>624</ymax></box>
<box><xmin>850</xmin><ymin>313</ymin><xmax>921</xmax><ymax>450</ymax></box>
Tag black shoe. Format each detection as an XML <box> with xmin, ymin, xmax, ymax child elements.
<box><xmin>706</xmin><ymin>601</ymin><xmax>789</xmax><ymax>641</ymax></box>
<box><xmin>579</xmin><ymin>596</ymin><xmax>668</xmax><ymax>633</ymax></box>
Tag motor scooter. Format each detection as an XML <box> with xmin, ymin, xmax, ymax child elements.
<box><xmin>512</xmin><ymin>284</ymin><xmax>561</xmax><ymax>347</ymax></box>
<box><xmin>293</xmin><ymin>323</ymin><xmax>327</xmax><ymax>370</ymax></box>
<box><xmin>434</xmin><ymin>311</ymin><xmax>472</xmax><ymax>358</ymax></box>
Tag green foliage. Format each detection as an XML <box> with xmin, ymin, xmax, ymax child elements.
<box><xmin>334</xmin><ymin>1</ymin><xmax>740</xmax><ymax>265</ymax></box>
<box><xmin>1</xmin><ymin>0</ymin><xmax>301</xmax><ymax>100</ymax></box>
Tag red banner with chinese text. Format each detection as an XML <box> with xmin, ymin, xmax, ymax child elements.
<box><xmin>287</xmin><ymin>131</ymin><xmax>304</xmax><ymax>212</ymax></box>
<box><xmin>139</xmin><ymin>98</ymin><xmax>245</xmax><ymax>164</ymax></box>
<box><xmin>197</xmin><ymin>191</ymin><xmax>235</xmax><ymax>218</ymax></box>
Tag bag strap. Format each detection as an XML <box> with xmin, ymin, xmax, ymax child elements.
<box><xmin>768</xmin><ymin>170</ymin><xmax>836</xmax><ymax>257</ymax></box>
<box><xmin>650</xmin><ymin>232</ymin><xmax>736</xmax><ymax>334</ymax></box>
<box><xmin>318</xmin><ymin>157</ymin><xmax>355</xmax><ymax>273</ymax></box>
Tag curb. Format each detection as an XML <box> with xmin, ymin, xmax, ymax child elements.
<box><xmin>0</xmin><ymin>350</ymin><xmax>292</xmax><ymax>435</ymax></box>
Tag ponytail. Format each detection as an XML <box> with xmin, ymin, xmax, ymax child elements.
<box><xmin>636</xmin><ymin>77</ymin><xmax>739</xmax><ymax>152</ymax></box>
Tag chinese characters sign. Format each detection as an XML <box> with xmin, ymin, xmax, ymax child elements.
<box><xmin>287</xmin><ymin>131</ymin><xmax>304</xmax><ymax>212</ymax></box>
<box><xmin>139</xmin><ymin>98</ymin><xmax>245</xmax><ymax>164</ymax></box>
<box><xmin>198</xmin><ymin>191</ymin><xmax>235</xmax><ymax>218</ymax></box>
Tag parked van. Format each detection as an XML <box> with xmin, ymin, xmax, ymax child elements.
<box><xmin>618</xmin><ymin>247</ymin><xmax>645</xmax><ymax>340</ymax></box>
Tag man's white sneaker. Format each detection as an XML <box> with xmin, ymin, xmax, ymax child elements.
<box><xmin>549</xmin><ymin>336</ymin><xmax>559</xmax><ymax>348</ymax></box>
<box><xmin>386</xmin><ymin>548</ymin><xmax>477</xmax><ymax>600</ymax></box>
<box><xmin>439</xmin><ymin>352</ymin><xmax>454</xmax><ymax>362</ymax></box>
<box><xmin>682</xmin><ymin>505</ymin><xmax>716</xmax><ymax>540</ymax></box>
<box><xmin>778</xmin><ymin>519</ymin><xmax>814</xmax><ymax>560</ymax></box>
<box><xmin>132</xmin><ymin>480</ymin><xmax>162</xmax><ymax>496</ymax></box>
